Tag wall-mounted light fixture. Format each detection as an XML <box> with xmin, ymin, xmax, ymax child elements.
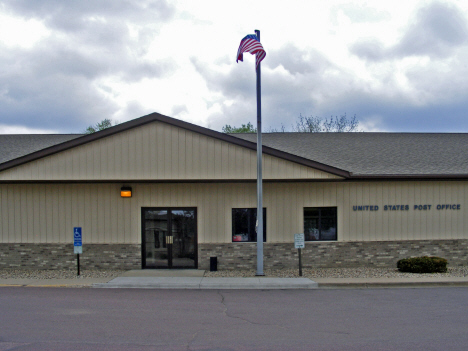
<box><xmin>120</xmin><ymin>186</ymin><xmax>132</xmax><ymax>198</ymax></box>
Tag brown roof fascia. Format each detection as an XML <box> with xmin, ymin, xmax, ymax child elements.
<box><xmin>0</xmin><ymin>112</ymin><xmax>351</xmax><ymax>178</ymax></box>
<box><xmin>348</xmin><ymin>174</ymin><xmax>468</xmax><ymax>180</ymax></box>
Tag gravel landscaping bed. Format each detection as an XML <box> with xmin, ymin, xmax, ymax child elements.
<box><xmin>1</xmin><ymin>267</ymin><xmax>467</xmax><ymax>279</ymax></box>
<box><xmin>204</xmin><ymin>266</ymin><xmax>468</xmax><ymax>278</ymax></box>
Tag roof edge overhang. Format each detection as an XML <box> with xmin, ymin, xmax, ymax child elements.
<box><xmin>348</xmin><ymin>174</ymin><xmax>468</xmax><ymax>180</ymax></box>
<box><xmin>0</xmin><ymin>112</ymin><xmax>351</xmax><ymax>178</ymax></box>
<box><xmin>1</xmin><ymin>176</ymin><xmax>467</xmax><ymax>184</ymax></box>
<box><xmin>0</xmin><ymin>178</ymin><xmax>347</xmax><ymax>184</ymax></box>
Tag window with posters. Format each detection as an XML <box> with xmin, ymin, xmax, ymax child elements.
<box><xmin>232</xmin><ymin>208</ymin><xmax>266</xmax><ymax>243</ymax></box>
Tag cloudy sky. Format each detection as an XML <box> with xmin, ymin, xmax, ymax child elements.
<box><xmin>1</xmin><ymin>0</ymin><xmax>468</xmax><ymax>134</ymax></box>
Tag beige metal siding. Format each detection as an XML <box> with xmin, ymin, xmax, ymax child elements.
<box><xmin>0</xmin><ymin>184</ymin><xmax>138</xmax><ymax>244</ymax></box>
<box><xmin>1</xmin><ymin>181</ymin><xmax>467</xmax><ymax>245</ymax></box>
<box><xmin>0</xmin><ymin>122</ymin><xmax>341</xmax><ymax>181</ymax></box>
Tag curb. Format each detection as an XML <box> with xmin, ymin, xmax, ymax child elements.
<box><xmin>93</xmin><ymin>277</ymin><xmax>319</xmax><ymax>289</ymax></box>
<box><xmin>318</xmin><ymin>281</ymin><xmax>468</xmax><ymax>289</ymax></box>
<box><xmin>0</xmin><ymin>284</ymin><xmax>93</xmax><ymax>288</ymax></box>
<box><xmin>2</xmin><ymin>277</ymin><xmax>468</xmax><ymax>289</ymax></box>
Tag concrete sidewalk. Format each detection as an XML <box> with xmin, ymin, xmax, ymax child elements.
<box><xmin>1</xmin><ymin>269</ymin><xmax>468</xmax><ymax>289</ymax></box>
<box><xmin>92</xmin><ymin>269</ymin><xmax>317</xmax><ymax>289</ymax></box>
<box><xmin>0</xmin><ymin>277</ymin><xmax>112</xmax><ymax>288</ymax></box>
<box><xmin>93</xmin><ymin>276</ymin><xmax>318</xmax><ymax>289</ymax></box>
<box><xmin>93</xmin><ymin>271</ymin><xmax>468</xmax><ymax>289</ymax></box>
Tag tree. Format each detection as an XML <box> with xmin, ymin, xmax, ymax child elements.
<box><xmin>323</xmin><ymin>113</ymin><xmax>359</xmax><ymax>132</ymax></box>
<box><xmin>222</xmin><ymin>122</ymin><xmax>257</xmax><ymax>133</ymax></box>
<box><xmin>222</xmin><ymin>114</ymin><xmax>360</xmax><ymax>133</ymax></box>
<box><xmin>293</xmin><ymin>114</ymin><xmax>323</xmax><ymax>132</ymax></box>
<box><xmin>266</xmin><ymin>124</ymin><xmax>286</xmax><ymax>132</ymax></box>
<box><xmin>293</xmin><ymin>113</ymin><xmax>359</xmax><ymax>132</ymax></box>
<box><xmin>84</xmin><ymin>119</ymin><xmax>115</xmax><ymax>134</ymax></box>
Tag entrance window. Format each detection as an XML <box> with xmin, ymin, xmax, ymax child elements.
<box><xmin>304</xmin><ymin>207</ymin><xmax>337</xmax><ymax>241</ymax></box>
<box><xmin>232</xmin><ymin>208</ymin><xmax>266</xmax><ymax>242</ymax></box>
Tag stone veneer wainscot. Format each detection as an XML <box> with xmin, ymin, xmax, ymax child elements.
<box><xmin>198</xmin><ymin>240</ymin><xmax>468</xmax><ymax>270</ymax></box>
<box><xmin>0</xmin><ymin>244</ymin><xmax>141</xmax><ymax>270</ymax></box>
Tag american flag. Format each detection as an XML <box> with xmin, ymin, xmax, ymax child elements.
<box><xmin>236</xmin><ymin>34</ymin><xmax>266</xmax><ymax>70</ymax></box>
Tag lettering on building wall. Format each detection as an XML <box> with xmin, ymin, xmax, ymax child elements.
<box><xmin>352</xmin><ymin>204</ymin><xmax>461</xmax><ymax>212</ymax></box>
<box><xmin>435</xmin><ymin>204</ymin><xmax>461</xmax><ymax>210</ymax></box>
<box><xmin>384</xmin><ymin>205</ymin><xmax>409</xmax><ymax>211</ymax></box>
<box><xmin>414</xmin><ymin>205</ymin><xmax>431</xmax><ymax>210</ymax></box>
<box><xmin>352</xmin><ymin>205</ymin><xmax>379</xmax><ymax>211</ymax></box>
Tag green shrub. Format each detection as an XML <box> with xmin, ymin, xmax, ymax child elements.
<box><xmin>397</xmin><ymin>256</ymin><xmax>448</xmax><ymax>273</ymax></box>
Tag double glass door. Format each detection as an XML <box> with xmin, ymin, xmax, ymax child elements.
<box><xmin>142</xmin><ymin>208</ymin><xmax>197</xmax><ymax>269</ymax></box>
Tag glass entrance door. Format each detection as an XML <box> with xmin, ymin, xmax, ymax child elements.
<box><xmin>142</xmin><ymin>208</ymin><xmax>197</xmax><ymax>269</ymax></box>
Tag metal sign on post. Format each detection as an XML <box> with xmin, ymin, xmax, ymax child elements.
<box><xmin>294</xmin><ymin>233</ymin><xmax>305</xmax><ymax>276</ymax></box>
<box><xmin>74</xmin><ymin>227</ymin><xmax>82</xmax><ymax>253</ymax></box>
<box><xmin>74</xmin><ymin>227</ymin><xmax>82</xmax><ymax>276</ymax></box>
<box><xmin>294</xmin><ymin>233</ymin><xmax>305</xmax><ymax>249</ymax></box>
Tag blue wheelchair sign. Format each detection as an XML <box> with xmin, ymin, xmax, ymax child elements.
<box><xmin>74</xmin><ymin>227</ymin><xmax>81</xmax><ymax>239</ymax></box>
<box><xmin>74</xmin><ymin>227</ymin><xmax>82</xmax><ymax>254</ymax></box>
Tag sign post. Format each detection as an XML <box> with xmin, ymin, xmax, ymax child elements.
<box><xmin>74</xmin><ymin>227</ymin><xmax>82</xmax><ymax>276</ymax></box>
<box><xmin>294</xmin><ymin>233</ymin><xmax>305</xmax><ymax>276</ymax></box>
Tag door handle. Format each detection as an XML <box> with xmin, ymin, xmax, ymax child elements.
<box><xmin>166</xmin><ymin>236</ymin><xmax>173</xmax><ymax>244</ymax></box>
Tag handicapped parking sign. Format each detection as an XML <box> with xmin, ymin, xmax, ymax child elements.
<box><xmin>74</xmin><ymin>227</ymin><xmax>82</xmax><ymax>254</ymax></box>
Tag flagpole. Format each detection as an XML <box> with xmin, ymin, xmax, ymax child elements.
<box><xmin>255</xmin><ymin>29</ymin><xmax>264</xmax><ymax>276</ymax></box>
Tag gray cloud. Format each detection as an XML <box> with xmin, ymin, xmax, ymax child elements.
<box><xmin>196</xmin><ymin>36</ymin><xmax>468</xmax><ymax>133</ymax></box>
<box><xmin>301</xmin><ymin>45</ymin><xmax>468</xmax><ymax>132</ymax></box>
<box><xmin>0</xmin><ymin>71</ymin><xmax>118</xmax><ymax>132</ymax></box>
<box><xmin>325</xmin><ymin>90</ymin><xmax>468</xmax><ymax>132</ymax></box>
<box><xmin>404</xmin><ymin>50</ymin><xmax>468</xmax><ymax>103</ymax></box>
<box><xmin>197</xmin><ymin>44</ymin><xmax>362</xmax><ymax>132</ymax></box>
<box><xmin>118</xmin><ymin>101</ymin><xmax>152</xmax><ymax>122</ymax></box>
<box><xmin>191</xmin><ymin>56</ymin><xmax>256</xmax><ymax>101</ymax></box>
<box><xmin>2</xmin><ymin>1</ymin><xmax>467</xmax><ymax>135</ymax></box>
<box><xmin>331</xmin><ymin>3</ymin><xmax>391</xmax><ymax>24</ymax></box>
<box><xmin>266</xmin><ymin>43</ymin><xmax>332</xmax><ymax>76</ymax></box>
<box><xmin>0</xmin><ymin>0</ymin><xmax>176</xmax><ymax>132</ymax></box>
<box><xmin>394</xmin><ymin>1</ymin><xmax>468</xmax><ymax>58</ymax></box>
<box><xmin>349</xmin><ymin>38</ymin><xmax>386</xmax><ymax>61</ymax></box>
<box><xmin>171</xmin><ymin>104</ymin><xmax>188</xmax><ymax>117</ymax></box>
<box><xmin>192</xmin><ymin>44</ymin><xmax>334</xmax><ymax>106</ymax></box>
<box><xmin>350</xmin><ymin>1</ymin><xmax>468</xmax><ymax>61</ymax></box>
<box><xmin>3</xmin><ymin>0</ymin><xmax>175</xmax><ymax>31</ymax></box>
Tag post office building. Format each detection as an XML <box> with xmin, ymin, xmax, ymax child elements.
<box><xmin>1</xmin><ymin>113</ymin><xmax>467</xmax><ymax>270</ymax></box>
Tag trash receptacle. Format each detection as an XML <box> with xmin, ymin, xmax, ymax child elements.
<box><xmin>210</xmin><ymin>257</ymin><xmax>217</xmax><ymax>272</ymax></box>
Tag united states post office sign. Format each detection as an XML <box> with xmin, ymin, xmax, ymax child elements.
<box><xmin>352</xmin><ymin>204</ymin><xmax>461</xmax><ymax>212</ymax></box>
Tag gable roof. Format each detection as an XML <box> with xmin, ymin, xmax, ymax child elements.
<box><xmin>0</xmin><ymin>112</ymin><xmax>467</xmax><ymax>179</ymax></box>
<box><xmin>0</xmin><ymin>113</ymin><xmax>349</xmax><ymax>178</ymax></box>
<box><xmin>0</xmin><ymin>134</ymin><xmax>82</xmax><ymax>164</ymax></box>
<box><xmin>232</xmin><ymin>132</ymin><xmax>468</xmax><ymax>177</ymax></box>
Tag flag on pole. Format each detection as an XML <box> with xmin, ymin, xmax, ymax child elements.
<box><xmin>236</xmin><ymin>34</ymin><xmax>266</xmax><ymax>69</ymax></box>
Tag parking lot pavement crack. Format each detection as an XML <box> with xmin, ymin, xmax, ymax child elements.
<box><xmin>217</xmin><ymin>291</ymin><xmax>285</xmax><ymax>328</ymax></box>
<box><xmin>186</xmin><ymin>330</ymin><xmax>202</xmax><ymax>351</ymax></box>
